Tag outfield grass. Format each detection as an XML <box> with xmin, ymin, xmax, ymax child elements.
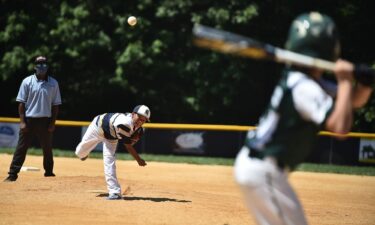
<box><xmin>1</xmin><ymin>148</ymin><xmax>375</xmax><ymax>176</ymax></box>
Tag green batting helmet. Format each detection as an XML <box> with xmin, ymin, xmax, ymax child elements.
<box><xmin>285</xmin><ymin>12</ymin><xmax>341</xmax><ymax>61</ymax></box>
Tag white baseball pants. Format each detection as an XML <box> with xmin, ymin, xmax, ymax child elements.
<box><xmin>75</xmin><ymin>116</ymin><xmax>122</xmax><ymax>195</ymax></box>
<box><xmin>234</xmin><ymin>146</ymin><xmax>308</xmax><ymax>225</ymax></box>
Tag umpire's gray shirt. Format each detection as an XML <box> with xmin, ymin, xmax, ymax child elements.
<box><xmin>16</xmin><ymin>74</ymin><xmax>62</xmax><ymax>118</ymax></box>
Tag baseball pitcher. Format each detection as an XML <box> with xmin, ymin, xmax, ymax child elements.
<box><xmin>75</xmin><ymin>105</ymin><xmax>150</xmax><ymax>200</ymax></box>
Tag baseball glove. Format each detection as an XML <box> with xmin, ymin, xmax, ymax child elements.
<box><xmin>130</xmin><ymin>127</ymin><xmax>144</xmax><ymax>145</ymax></box>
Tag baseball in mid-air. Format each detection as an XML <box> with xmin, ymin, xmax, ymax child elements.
<box><xmin>127</xmin><ymin>16</ymin><xmax>137</xmax><ymax>26</ymax></box>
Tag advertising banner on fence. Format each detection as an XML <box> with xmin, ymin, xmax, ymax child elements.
<box><xmin>143</xmin><ymin>129</ymin><xmax>246</xmax><ymax>157</ymax></box>
<box><xmin>359</xmin><ymin>138</ymin><xmax>375</xmax><ymax>163</ymax></box>
<box><xmin>173</xmin><ymin>131</ymin><xmax>206</xmax><ymax>155</ymax></box>
<box><xmin>0</xmin><ymin>122</ymin><xmax>19</xmax><ymax>148</ymax></box>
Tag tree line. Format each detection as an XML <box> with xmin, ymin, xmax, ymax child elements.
<box><xmin>1</xmin><ymin>0</ymin><xmax>374</xmax><ymax>131</ymax></box>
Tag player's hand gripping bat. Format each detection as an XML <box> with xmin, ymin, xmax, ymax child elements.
<box><xmin>192</xmin><ymin>24</ymin><xmax>374</xmax><ymax>86</ymax></box>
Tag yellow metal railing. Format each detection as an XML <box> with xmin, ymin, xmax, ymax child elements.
<box><xmin>1</xmin><ymin>117</ymin><xmax>374</xmax><ymax>138</ymax></box>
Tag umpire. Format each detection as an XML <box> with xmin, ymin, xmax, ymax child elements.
<box><xmin>4</xmin><ymin>56</ymin><xmax>62</xmax><ymax>182</ymax></box>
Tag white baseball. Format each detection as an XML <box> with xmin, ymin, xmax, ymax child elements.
<box><xmin>127</xmin><ymin>16</ymin><xmax>137</xmax><ymax>26</ymax></box>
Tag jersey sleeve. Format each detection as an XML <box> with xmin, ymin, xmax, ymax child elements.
<box><xmin>16</xmin><ymin>78</ymin><xmax>29</xmax><ymax>103</ymax></box>
<box><xmin>52</xmin><ymin>79</ymin><xmax>62</xmax><ymax>105</ymax></box>
<box><xmin>292</xmin><ymin>80</ymin><xmax>333</xmax><ymax>125</ymax></box>
<box><xmin>113</xmin><ymin>114</ymin><xmax>133</xmax><ymax>141</ymax></box>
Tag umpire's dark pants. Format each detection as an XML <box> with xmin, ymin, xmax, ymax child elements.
<box><xmin>8</xmin><ymin>117</ymin><xmax>54</xmax><ymax>177</ymax></box>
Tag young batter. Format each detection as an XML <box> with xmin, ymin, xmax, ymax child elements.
<box><xmin>234</xmin><ymin>12</ymin><xmax>374</xmax><ymax>225</ymax></box>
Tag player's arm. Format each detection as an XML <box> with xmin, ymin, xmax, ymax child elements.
<box><xmin>117</xmin><ymin>136</ymin><xmax>147</xmax><ymax>166</ymax></box>
<box><xmin>48</xmin><ymin>105</ymin><xmax>59</xmax><ymax>132</ymax></box>
<box><xmin>18</xmin><ymin>102</ymin><xmax>28</xmax><ymax>131</ymax></box>
<box><xmin>325</xmin><ymin>59</ymin><xmax>365</xmax><ymax>134</ymax></box>
<box><xmin>17</xmin><ymin>79</ymin><xmax>28</xmax><ymax>131</ymax></box>
<box><xmin>124</xmin><ymin>143</ymin><xmax>146</xmax><ymax>166</ymax></box>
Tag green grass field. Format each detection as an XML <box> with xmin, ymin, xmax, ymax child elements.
<box><xmin>1</xmin><ymin>147</ymin><xmax>375</xmax><ymax>176</ymax></box>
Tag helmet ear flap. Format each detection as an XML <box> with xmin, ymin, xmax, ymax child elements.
<box><xmin>285</xmin><ymin>12</ymin><xmax>340</xmax><ymax>61</ymax></box>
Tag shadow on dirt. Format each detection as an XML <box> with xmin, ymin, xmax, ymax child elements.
<box><xmin>96</xmin><ymin>193</ymin><xmax>191</xmax><ymax>203</ymax></box>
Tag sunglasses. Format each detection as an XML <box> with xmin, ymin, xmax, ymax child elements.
<box><xmin>36</xmin><ymin>63</ymin><xmax>48</xmax><ymax>68</ymax></box>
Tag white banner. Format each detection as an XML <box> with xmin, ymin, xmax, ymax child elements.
<box><xmin>359</xmin><ymin>138</ymin><xmax>375</xmax><ymax>163</ymax></box>
<box><xmin>173</xmin><ymin>132</ymin><xmax>205</xmax><ymax>155</ymax></box>
<box><xmin>0</xmin><ymin>123</ymin><xmax>19</xmax><ymax>148</ymax></box>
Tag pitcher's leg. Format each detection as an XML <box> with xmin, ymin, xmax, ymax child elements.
<box><xmin>102</xmin><ymin>140</ymin><xmax>121</xmax><ymax>195</ymax></box>
<box><xmin>75</xmin><ymin>117</ymin><xmax>102</xmax><ymax>159</ymax></box>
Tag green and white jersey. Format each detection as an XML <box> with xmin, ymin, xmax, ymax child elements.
<box><xmin>246</xmin><ymin>70</ymin><xmax>334</xmax><ymax>170</ymax></box>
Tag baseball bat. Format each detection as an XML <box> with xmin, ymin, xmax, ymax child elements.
<box><xmin>193</xmin><ymin>24</ymin><xmax>336</xmax><ymax>71</ymax></box>
<box><xmin>192</xmin><ymin>24</ymin><xmax>375</xmax><ymax>79</ymax></box>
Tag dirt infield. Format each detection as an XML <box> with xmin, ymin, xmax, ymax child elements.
<box><xmin>0</xmin><ymin>154</ymin><xmax>374</xmax><ymax>225</ymax></box>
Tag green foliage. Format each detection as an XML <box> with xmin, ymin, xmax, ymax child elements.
<box><xmin>354</xmin><ymin>90</ymin><xmax>375</xmax><ymax>132</ymax></box>
<box><xmin>0</xmin><ymin>0</ymin><xmax>374</xmax><ymax>130</ymax></box>
<box><xmin>0</xmin><ymin>46</ymin><xmax>27</xmax><ymax>80</ymax></box>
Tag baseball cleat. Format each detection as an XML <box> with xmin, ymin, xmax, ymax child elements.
<box><xmin>3</xmin><ymin>175</ymin><xmax>17</xmax><ymax>182</ymax></box>
<box><xmin>44</xmin><ymin>172</ymin><xmax>56</xmax><ymax>177</ymax></box>
<box><xmin>106</xmin><ymin>193</ymin><xmax>122</xmax><ymax>200</ymax></box>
